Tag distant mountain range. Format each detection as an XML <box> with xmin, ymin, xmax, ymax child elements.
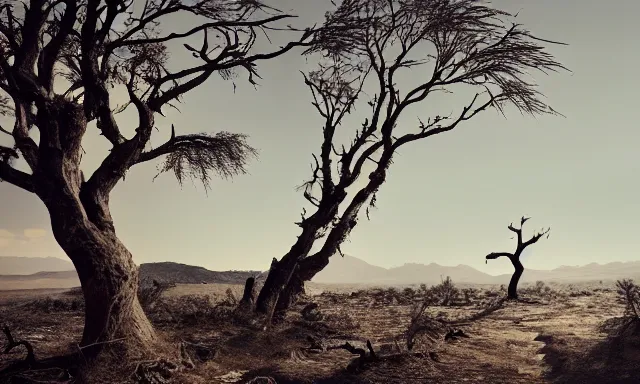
<box><xmin>311</xmin><ymin>255</ymin><xmax>640</xmax><ymax>285</ymax></box>
<box><xmin>0</xmin><ymin>256</ymin><xmax>73</xmax><ymax>275</ymax></box>
<box><xmin>2</xmin><ymin>255</ymin><xmax>640</xmax><ymax>290</ymax></box>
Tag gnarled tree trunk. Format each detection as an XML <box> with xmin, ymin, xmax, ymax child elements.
<box><xmin>261</xmin><ymin>170</ymin><xmax>388</xmax><ymax>316</ymax></box>
<box><xmin>46</xmin><ymin>202</ymin><xmax>156</xmax><ymax>358</ymax></box>
<box><xmin>507</xmin><ymin>257</ymin><xmax>524</xmax><ymax>300</ymax></box>
<box><xmin>27</xmin><ymin>101</ymin><xmax>157</xmax><ymax>359</ymax></box>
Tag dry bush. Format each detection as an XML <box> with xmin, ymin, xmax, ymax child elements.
<box><xmin>616</xmin><ymin>279</ymin><xmax>640</xmax><ymax>320</ymax></box>
<box><xmin>429</xmin><ymin>276</ymin><xmax>459</xmax><ymax>306</ymax></box>
<box><xmin>405</xmin><ymin>300</ymin><xmax>445</xmax><ymax>352</ymax></box>
<box><xmin>138</xmin><ymin>279</ymin><xmax>177</xmax><ymax>311</ymax></box>
<box><xmin>461</xmin><ymin>288</ymin><xmax>481</xmax><ymax>305</ymax></box>
<box><xmin>417</xmin><ymin>277</ymin><xmax>465</xmax><ymax>306</ymax></box>
<box><xmin>323</xmin><ymin>311</ymin><xmax>361</xmax><ymax>331</ymax></box>
<box><xmin>520</xmin><ymin>281</ymin><xmax>562</xmax><ymax>301</ymax></box>
<box><xmin>19</xmin><ymin>295</ymin><xmax>84</xmax><ymax>313</ymax></box>
<box><xmin>146</xmin><ymin>291</ymin><xmax>247</xmax><ymax>327</ymax></box>
<box><xmin>348</xmin><ymin>287</ymin><xmax>413</xmax><ymax>307</ymax></box>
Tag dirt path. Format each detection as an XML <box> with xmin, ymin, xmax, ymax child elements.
<box><xmin>287</xmin><ymin>288</ymin><xmax>629</xmax><ymax>384</ymax></box>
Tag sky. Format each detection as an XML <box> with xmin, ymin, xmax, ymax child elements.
<box><xmin>1</xmin><ymin>0</ymin><xmax>639</xmax><ymax>276</ymax></box>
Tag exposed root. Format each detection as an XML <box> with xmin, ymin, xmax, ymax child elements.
<box><xmin>2</xmin><ymin>325</ymin><xmax>36</xmax><ymax>364</ymax></box>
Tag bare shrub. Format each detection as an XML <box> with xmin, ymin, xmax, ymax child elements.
<box><xmin>352</xmin><ymin>287</ymin><xmax>414</xmax><ymax>307</ymax></box>
<box><xmin>425</xmin><ymin>276</ymin><xmax>461</xmax><ymax>306</ymax></box>
<box><xmin>520</xmin><ymin>280</ymin><xmax>561</xmax><ymax>300</ymax></box>
<box><xmin>616</xmin><ymin>279</ymin><xmax>640</xmax><ymax>320</ymax></box>
<box><xmin>138</xmin><ymin>279</ymin><xmax>176</xmax><ymax>311</ymax></box>
<box><xmin>461</xmin><ymin>288</ymin><xmax>478</xmax><ymax>305</ymax></box>
<box><xmin>147</xmin><ymin>292</ymin><xmax>250</xmax><ymax>326</ymax></box>
<box><xmin>406</xmin><ymin>300</ymin><xmax>444</xmax><ymax>352</ymax></box>
<box><xmin>324</xmin><ymin>312</ymin><xmax>361</xmax><ymax>331</ymax></box>
<box><xmin>223</xmin><ymin>288</ymin><xmax>239</xmax><ymax>306</ymax></box>
<box><xmin>21</xmin><ymin>296</ymin><xmax>84</xmax><ymax>313</ymax></box>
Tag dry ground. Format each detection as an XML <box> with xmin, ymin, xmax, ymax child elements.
<box><xmin>1</xmin><ymin>281</ymin><xmax>639</xmax><ymax>384</ymax></box>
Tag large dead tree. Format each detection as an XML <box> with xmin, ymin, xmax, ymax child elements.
<box><xmin>0</xmin><ymin>0</ymin><xmax>316</xmax><ymax>359</ymax></box>
<box><xmin>255</xmin><ymin>0</ymin><xmax>567</xmax><ymax>316</ymax></box>
<box><xmin>485</xmin><ymin>216</ymin><xmax>550</xmax><ymax>299</ymax></box>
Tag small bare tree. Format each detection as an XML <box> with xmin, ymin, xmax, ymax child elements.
<box><xmin>485</xmin><ymin>216</ymin><xmax>550</xmax><ymax>300</ymax></box>
<box><xmin>0</xmin><ymin>0</ymin><xmax>315</xmax><ymax>360</ymax></box>
<box><xmin>255</xmin><ymin>0</ymin><xmax>567</xmax><ymax>316</ymax></box>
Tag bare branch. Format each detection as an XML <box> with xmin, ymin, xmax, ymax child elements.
<box><xmin>486</xmin><ymin>252</ymin><xmax>513</xmax><ymax>260</ymax></box>
<box><xmin>487</xmin><ymin>216</ymin><xmax>550</xmax><ymax>260</ymax></box>
<box><xmin>0</xmin><ymin>145</ymin><xmax>34</xmax><ymax>193</ymax></box>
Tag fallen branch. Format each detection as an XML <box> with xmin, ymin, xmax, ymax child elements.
<box><xmin>327</xmin><ymin>341</ymin><xmax>367</xmax><ymax>358</ymax></box>
<box><xmin>2</xmin><ymin>326</ymin><xmax>36</xmax><ymax>364</ymax></box>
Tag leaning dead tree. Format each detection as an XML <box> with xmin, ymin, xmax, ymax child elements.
<box><xmin>485</xmin><ymin>216</ymin><xmax>550</xmax><ymax>300</ymax></box>
<box><xmin>255</xmin><ymin>0</ymin><xmax>567</xmax><ymax>316</ymax></box>
<box><xmin>0</xmin><ymin>0</ymin><xmax>316</xmax><ymax>360</ymax></box>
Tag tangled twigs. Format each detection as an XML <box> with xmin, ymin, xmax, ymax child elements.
<box><xmin>2</xmin><ymin>325</ymin><xmax>36</xmax><ymax>364</ymax></box>
<box><xmin>131</xmin><ymin>359</ymin><xmax>179</xmax><ymax>384</ymax></box>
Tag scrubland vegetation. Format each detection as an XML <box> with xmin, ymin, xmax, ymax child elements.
<box><xmin>2</xmin><ymin>277</ymin><xmax>640</xmax><ymax>383</ymax></box>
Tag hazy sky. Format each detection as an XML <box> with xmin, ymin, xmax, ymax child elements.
<box><xmin>1</xmin><ymin>0</ymin><xmax>639</xmax><ymax>276</ymax></box>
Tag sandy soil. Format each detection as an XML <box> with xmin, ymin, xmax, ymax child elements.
<box><xmin>0</xmin><ymin>281</ymin><xmax>638</xmax><ymax>383</ymax></box>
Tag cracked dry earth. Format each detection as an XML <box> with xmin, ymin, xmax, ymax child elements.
<box><xmin>1</xmin><ymin>284</ymin><xmax>638</xmax><ymax>384</ymax></box>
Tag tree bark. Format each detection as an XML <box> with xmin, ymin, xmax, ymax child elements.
<box><xmin>56</xmin><ymin>222</ymin><xmax>156</xmax><ymax>358</ymax></box>
<box><xmin>273</xmin><ymin>170</ymin><xmax>387</xmax><ymax>312</ymax></box>
<box><xmin>239</xmin><ymin>277</ymin><xmax>256</xmax><ymax>307</ymax></box>
<box><xmin>255</xmin><ymin>255</ymin><xmax>302</xmax><ymax>314</ymax></box>
<box><xmin>38</xmin><ymin>175</ymin><xmax>156</xmax><ymax>359</ymax></box>
<box><xmin>508</xmin><ymin>257</ymin><xmax>524</xmax><ymax>300</ymax></box>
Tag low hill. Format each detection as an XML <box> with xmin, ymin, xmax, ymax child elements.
<box><xmin>138</xmin><ymin>262</ymin><xmax>262</xmax><ymax>285</ymax></box>
<box><xmin>0</xmin><ymin>260</ymin><xmax>262</xmax><ymax>290</ymax></box>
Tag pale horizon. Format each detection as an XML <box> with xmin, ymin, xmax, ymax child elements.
<box><xmin>2</xmin><ymin>0</ymin><xmax>640</xmax><ymax>277</ymax></box>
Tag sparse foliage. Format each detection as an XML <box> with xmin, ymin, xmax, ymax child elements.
<box><xmin>257</xmin><ymin>0</ymin><xmax>567</xmax><ymax>316</ymax></box>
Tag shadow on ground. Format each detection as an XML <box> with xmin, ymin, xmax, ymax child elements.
<box><xmin>539</xmin><ymin>318</ymin><xmax>640</xmax><ymax>384</ymax></box>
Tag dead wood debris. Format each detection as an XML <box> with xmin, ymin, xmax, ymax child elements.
<box><xmin>131</xmin><ymin>359</ymin><xmax>179</xmax><ymax>384</ymax></box>
<box><xmin>2</xmin><ymin>325</ymin><xmax>36</xmax><ymax>364</ymax></box>
<box><xmin>444</xmin><ymin>328</ymin><xmax>470</xmax><ymax>342</ymax></box>
<box><xmin>245</xmin><ymin>376</ymin><xmax>277</xmax><ymax>384</ymax></box>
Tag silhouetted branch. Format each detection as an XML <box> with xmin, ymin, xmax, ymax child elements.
<box><xmin>486</xmin><ymin>252</ymin><xmax>513</xmax><ymax>260</ymax></box>
<box><xmin>486</xmin><ymin>216</ymin><xmax>550</xmax><ymax>261</ymax></box>
<box><xmin>0</xmin><ymin>146</ymin><xmax>34</xmax><ymax>192</ymax></box>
